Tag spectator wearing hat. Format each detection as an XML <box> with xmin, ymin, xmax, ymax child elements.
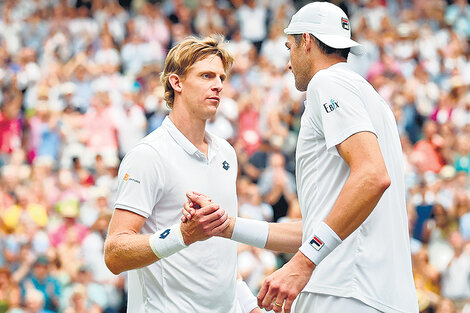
<box><xmin>20</xmin><ymin>255</ymin><xmax>61</xmax><ymax>312</ymax></box>
<box><xmin>49</xmin><ymin>199</ymin><xmax>88</xmax><ymax>249</ymax></box>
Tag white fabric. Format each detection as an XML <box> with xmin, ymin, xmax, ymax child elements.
<box><xmin>441</xmin><ymin>252</ymin><xmax>470</xmax><ymax>300</ymax></box>
<box><xmin>296</xmin><ymin>62</ymin><xmax>418</xmax><ymax>313</ymax></box>
<box><xmin>231</xmin><ymin>218</ymin><xmax>269</xmax><ymax>249</ymax></box>
<box><xmin>293</xmin><ymin>292</ymin><xmax>381</xmax><ymax>313</ymax></box>
<box><xmin>237</xmin><ymin>280</ymin><xmax>258</xmax><ymax>313</ymax></box>
<box><xmin>237</xmin><ymin>5</ymin><xmax>267</xmax><ymax>42</ymax></box>
<box><xmin>149</xmin><ymin>224</ymin><xmax>187</xmax><ymax>259</ymax></box>
<box><xmin>115</xmin><ymin>117</ymin><xmax>240</xmax><ymax>313</ymax></box>
<box><xmin>299</xmin><ymin>221</ymin><xmax>342</xmax><ymax>266</ymax></box>
<box><xmin>284</xmin><ymin>2</ymin><xmax>364</xmax><ymax>55</ymax></box>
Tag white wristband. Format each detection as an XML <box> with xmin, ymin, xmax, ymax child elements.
<box><xmin>237</xmin><ymin>280</ymin><xmax>258</xmax><ymax>313</ymax></box>
<box><xmin>149</xmin><ymin>224</ymin><xmax>188</xmax><ymax>259</ymax></box>
<box><xmin>231</xmin><ymin>218</ymin><xmax>269</xmax><ymax>248</ymax></box>
<box><xmin>299</xmin><ymin>221</ymin><xmax>342</xmax><ymax>266</ymax></box>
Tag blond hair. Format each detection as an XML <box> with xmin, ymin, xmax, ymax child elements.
<box><xmin>160</xmin><ymin>35</ymin><xmax>234</xmax><ymax>108</ymax></box>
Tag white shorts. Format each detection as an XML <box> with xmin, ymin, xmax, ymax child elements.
<box><xmin>292</xmin><ymin>292</ymin><xmax>382</xmax><ymax>313</ymax></box>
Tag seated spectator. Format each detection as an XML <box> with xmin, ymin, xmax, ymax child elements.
<box><xmin>412</xmin><ymin>120</ymin><xmax>446</xmax><ymax>173</ymax></box>
<box><xmin>20</xmin><ymin>256</ymin><xmax>61</xmax><ymax>312</ymax></box>
<box><xmin>49</xmin><ymin>199</ymin><xmax>88</xmax><ymax>248</ymax></box>
<box><xmin>441</xmin><ymin>231</ymin><xmax>470</xmax><ymax>309</ymax></box>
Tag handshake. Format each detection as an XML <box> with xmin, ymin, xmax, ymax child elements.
<box><xmin>179</xmin><ymin>191</ymin><xmax>234</xmax><ymax>246</ymax></box>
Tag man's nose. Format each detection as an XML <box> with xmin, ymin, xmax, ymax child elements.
<box><xmin>212</xmin><ymin>77</ymin><xmax>223</xmax><ymax>91</ymax></box>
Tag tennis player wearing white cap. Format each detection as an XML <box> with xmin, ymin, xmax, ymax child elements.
<box><xmin>184</xmin><ymin>2</ymin><xmax>418</xmax><ymax>313</ymax></box>
<box><xmin>257</xmin><ymin>2</ymin><xmax>418</xmax><ymax>312</ymax></box>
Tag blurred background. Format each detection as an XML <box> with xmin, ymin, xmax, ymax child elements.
<box><xmin>0</xmin><ymin>0</ymin><xmax>469</xmax><ymax>312</ymax></box>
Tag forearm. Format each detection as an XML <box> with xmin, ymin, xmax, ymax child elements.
<box><xmin>221</xmin><ymin>218</ymin><xmax>302</xmax><ymax>253</ymax></box>
<box><xmin>265</xmin><ymin>221</ymin><xmax>302</xmax><ymax>252</ymax></box>
<box><xmin>324</xmin><ymin>170</ymin><xmax>389</xmax><ymax>240</ymax></box>
<box><xmin>104</xmin><ymin>233</ymin><xmax>159</xmax><ymax>275</ymax></box>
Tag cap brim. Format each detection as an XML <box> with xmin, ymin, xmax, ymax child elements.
<box><xmin>284</xmin><ymin>27</ymin><xmax>366</xmax><ymax>56</ymax></box>
<box><xmin>314</xmin><ymin>34</ymin><xmax>365</xmax><ymax>55</ymax></box>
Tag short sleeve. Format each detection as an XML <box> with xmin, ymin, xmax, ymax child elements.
<box><xmin>114</xmin><ymin>144</ymin><xmax>165</xmax><ymax>218</ymax></box>
<box><xmin>314</xmin><ymin>76</ymin><xmax>376</xmax><ymax>157</ymax></box>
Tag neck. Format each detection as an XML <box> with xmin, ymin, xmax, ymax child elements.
<box><xmin>311</xmin><ymin>54</ymin><xmax>346</xmax><ymax>77</ymax></box>
<box><xmin>169</xmin><ymin>104</ymin><xmax>208</xmax><ymax>154</ymax></box>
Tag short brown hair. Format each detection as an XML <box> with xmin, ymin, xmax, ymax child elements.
<box><xmin>160</xmin><ymin>35</ymin><xmax>234</xmax><ymax>108</ymax></box>
<box><xmin>293</xmin><ymin>34</ymin><xmax>350</xmax><ymax>60</ymax></box>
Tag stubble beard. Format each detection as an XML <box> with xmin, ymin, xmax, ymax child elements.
<box><xmin>295</xmin><ymin>74</ymin><xmax>308</xmax><ymax>92</ymax></box>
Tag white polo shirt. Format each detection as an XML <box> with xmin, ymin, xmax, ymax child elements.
<box><xmin>114</xmin><ymin>117</ymin><xmax>240</xmax><ymax>313</ymax></box>
<box><xmin>297</xmin><ymin>63</ymin><xmax>418</xmax><ymax>313</ymax></box>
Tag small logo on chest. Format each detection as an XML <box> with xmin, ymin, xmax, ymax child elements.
<box><xmin>222</xmin><ymin>160</ymin><xmax>230</xmax><ymax>170</ymax></box>
<box><xmin>323</xmin><ymin>99</ymin><xmax>340</xmax><ymax>113</ymax></box>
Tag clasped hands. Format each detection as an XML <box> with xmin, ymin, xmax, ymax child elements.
<box><xmin>179</xmin><ymin>191</ymin><xmax>233</xmax><ymax>245</ymax></box>
<box><xmin>180</xmin><ymin>191</ymin><xmax>314</xmax><ymax>313</ymax></box>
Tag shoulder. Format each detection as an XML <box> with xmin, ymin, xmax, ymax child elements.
<box><xmin>209</xmin><ymin>132</ymin><xmax>236</xmax><ymax>154</ymax></box>
<box><xmin>306</xmin><ymin>65</ymin><xmax>365</xmax><ymax>106</ymax></box>
<box><xmin>123</xmin><ymin>128</ymin><xmax>168</xmax><ymax>161</ymax></box>
<box><xmin>309</xmin><ymin>65</ymin><xmax>363</xmax><ymax>92</ymax></box>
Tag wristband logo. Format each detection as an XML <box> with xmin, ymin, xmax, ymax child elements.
<box><xmin>309</xmin><ymin>235</ymin><xmax>324</xmax><ymax>251</ymax></box>
<box><xmin>160</xmin><ymin>229</ymin><xmax>170</xmax><ymax>239</ymax></box>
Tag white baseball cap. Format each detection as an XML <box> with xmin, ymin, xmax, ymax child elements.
<box><xmin>284</xmin><ymin>2</ymin><xmax>365</xmax><ymax>55</ymax></box>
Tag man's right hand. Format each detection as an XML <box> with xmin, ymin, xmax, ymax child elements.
<box><xmin>180</xmin><ymin>192</ymin><xmax>230</xmax><ymax>245</ymax></box>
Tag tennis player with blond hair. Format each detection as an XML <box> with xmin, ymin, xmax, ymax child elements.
<box><xmin>105</xmin><ymin>36</ymin><xmax>260</xmax><ymax>313</ymax></box>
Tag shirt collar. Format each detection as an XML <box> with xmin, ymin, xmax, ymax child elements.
<box><xmin>162</xmin><ymin>116</ymin><xmax>219</xmax><ymax>161</ymax></box>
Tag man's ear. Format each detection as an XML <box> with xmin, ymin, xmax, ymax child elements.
<box><xmin>303</xmin><ymin>33</ymin><xmax>313</xmax><ymax>52</ymax></box>
<box><xmin>169</xmin><ymin>74</ymin><xmax>182</xmax><ymax>93</ymax></box>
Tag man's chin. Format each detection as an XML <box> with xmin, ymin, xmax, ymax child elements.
<box><xmin>202</xmin><ymin>109</ymin><xmax>217</xmax><ymax>121</ymax></box>
<box><xmin>295</xmin><ymin>81</ymin><xmax>307</xmax><ymax>92</ymax></box>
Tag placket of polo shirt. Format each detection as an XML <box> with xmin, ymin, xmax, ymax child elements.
<box><xmin>194</xmin><ymin>150</ymin><xmax>208</xmax><ymax>164</ymax></box>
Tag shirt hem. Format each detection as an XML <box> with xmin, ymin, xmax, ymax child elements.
<box><xmin>302</xmin><ymin>285</ymin><xmax>417</xmax><ymax>313</ymax></box>
<box><xmin>114</xmin><ymin>203</ymin><xmax>150</xmax><ymax>218</ymax></box>
<box><xmin>326</xmin><ymin>125</ymin><xmax>377</xmax><ymax>157</ymax></box>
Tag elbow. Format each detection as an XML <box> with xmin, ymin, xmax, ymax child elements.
<box><xmin>372</xmin><ymin>171</ymin><xmax>391</xmax><ymax>195</ymax></box>
<box><xmin>361</xmin><ymin>167</ymin><xmax>390</xmax><ymax>196</ymax></box>
<box><xmin>104</xmin><ymin>241</ymin><xmax>123</xmax><ymax>275</ymax></box>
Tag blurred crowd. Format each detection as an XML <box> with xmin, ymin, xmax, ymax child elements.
<box><xmin>0</xmin><ymin>0</ymin><xmax>469</xmax><ymax>312</ymax></box>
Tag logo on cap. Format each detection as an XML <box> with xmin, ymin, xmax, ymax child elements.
<box><xmin>341</xmin><ymin>17</ymin><xmax>349</xmax><ymax>30</ymax></box>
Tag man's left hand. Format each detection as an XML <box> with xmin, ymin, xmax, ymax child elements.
<box><xmin>257</xmin><ymin>252</ymin><xmax>315</xmax><ymax>313</ymax></box>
